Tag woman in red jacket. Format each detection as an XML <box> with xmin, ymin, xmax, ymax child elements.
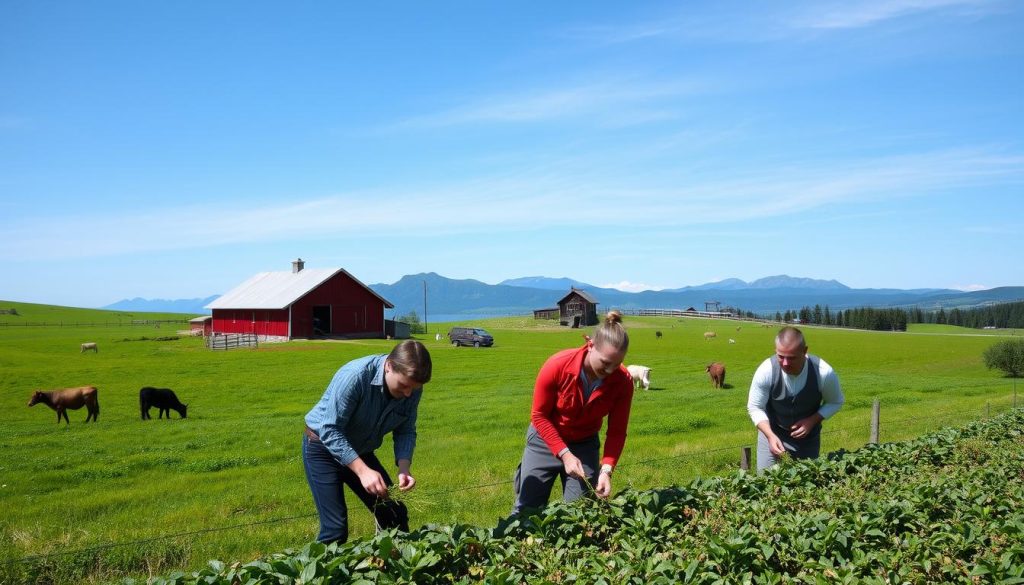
<box><xmin>512</xmin><ymin>310</ymin><xmax>634</xmax><ymax>514</ymax></box>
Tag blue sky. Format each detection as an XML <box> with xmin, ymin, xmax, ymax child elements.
<box><xmin>2</xmin><ymin>0</ymin><xmax>1022</xmax><ymax>308</ymax></box>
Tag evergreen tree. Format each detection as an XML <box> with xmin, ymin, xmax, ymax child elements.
<box><xmin>799</xmin><ymin>306</ymin><xmax>812</xmax><ymax>323</ymax></box>
<box><xmin>950</xmin><ymin>308</ymin><xmax>963</xmax><ymax>327</ymax></box>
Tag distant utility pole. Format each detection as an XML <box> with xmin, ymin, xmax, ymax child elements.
<box><xmin>423</xmin><ymin>280</ymin><xmax>428</xmax><ymax>335</ymax></box>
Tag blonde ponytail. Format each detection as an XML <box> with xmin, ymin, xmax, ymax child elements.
<box><xmin>592</xmin><ymin>310</ymin><xmax>628</xmax><ymax>352</ymax></box>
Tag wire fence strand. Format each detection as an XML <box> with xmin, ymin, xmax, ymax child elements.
<box><xmin>4</xmin><ymin>400</ymin><xmax>1019</xmax><ymax>569</ymax></box>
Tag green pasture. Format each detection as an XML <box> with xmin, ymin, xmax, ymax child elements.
<box><xmin>0</xmin><ymin>301</ymin><xmax>1020</xmax><ymax>584</ymax></box>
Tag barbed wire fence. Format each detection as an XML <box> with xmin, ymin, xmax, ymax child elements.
<box><xmin>3</xmin><ymin>396</ymin><xmax>1019</xmax><ymax>570</ymax></box>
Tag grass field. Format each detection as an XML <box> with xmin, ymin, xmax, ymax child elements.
<box><xmin>0</xmin><ymin>301</ymin><xmax>1020</xmax><ymax>584</ymax></box>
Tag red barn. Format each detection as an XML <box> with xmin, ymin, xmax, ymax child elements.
<box><xmin>205</xmin><ymin>259</ymin><xmax>394</xmax><ymax>340</ymax></box>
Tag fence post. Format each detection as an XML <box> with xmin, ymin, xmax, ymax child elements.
<box><xmin>740</xmin><ymin>447</ymin><xmax>751</xmax><ymax>471</ymax></box>
<box><xmin>870</xmin><ymin>399</ymin><xmax>880</xmax><ymax>444</ymax></box>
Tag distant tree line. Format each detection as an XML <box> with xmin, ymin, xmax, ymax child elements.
<box><xmin>757</xmin><ymin>300</ymin><xmax>1024</xmax><ymax>332</ymax></box>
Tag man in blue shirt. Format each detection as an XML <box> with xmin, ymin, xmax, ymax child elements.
<box><xmin>303</xmin><ymin>340</ymin><xmax>432</xmax><ymax>543</ymax></box>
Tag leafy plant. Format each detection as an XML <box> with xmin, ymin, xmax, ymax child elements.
<box><xmin>141</xmin><ymin>410</ymin><xmax>1024</xmax><ymax>584</ymax></box>
<box><xmin>984</xmin><ymin>338</ymin><xmax>1024</xmax><ymax>377</ymax></box>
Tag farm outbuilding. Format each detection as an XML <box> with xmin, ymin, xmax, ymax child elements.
<box><xmin>205</xmin><ymin>259</ymin><xmax>394</xmax><ymax>341</ymax></box>
<box><xmin>533</xmin><ymin>307</ymin><xmax>559</xmax><ymax>320</ymax></box>
<box><xmin>557</xmin><ymin>288</ymin><xmax>599</xmax><ymax>328</ymax></box>
<box><xmin>189</xmin><ymin>315</ymin><xmax>212</xmax><ymax>336</ymax></box>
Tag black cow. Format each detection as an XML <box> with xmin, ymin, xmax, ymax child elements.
<box><xmin>139</xmin><ymin>387</ymin><xmax>188</xmax><ymax>420</ymax></box>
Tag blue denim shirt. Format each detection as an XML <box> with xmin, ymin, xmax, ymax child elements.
<box><xmin>304</xmin><ymin>354</ymin><xmax>421</xmax><ymax>467</ymax></box>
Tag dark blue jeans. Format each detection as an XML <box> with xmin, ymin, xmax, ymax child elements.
<box><xmin>302</xmin><ymin>434</ymin><xmax>409</xmax><ymax>544</ymax></box>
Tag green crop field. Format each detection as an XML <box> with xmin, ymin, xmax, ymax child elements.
<box><xmin>0</xmin><ymin>300</ymin><xmax>1020</xmax><ymax>584</ymax></box>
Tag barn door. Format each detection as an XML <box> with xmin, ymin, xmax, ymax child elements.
<box><xmin>312</xmin><ymin>306</ymin><xmax>331</xmax><ymax>336</ymax></box>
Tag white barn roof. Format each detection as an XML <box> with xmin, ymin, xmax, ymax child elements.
<box><xmin>205</xmin><ymin>268</ymin><xmax>393</xmax><ymax>310</ymax></box>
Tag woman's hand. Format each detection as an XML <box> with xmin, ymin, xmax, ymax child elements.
<box><xmin>595</xmin><ymin>471</ymin><xmax>612</xmax><ymax>498</ymax></box>
<box><xmin>561</xmin><ymin>451</ymin><xmax>587</xmax><ymax>481</ymax></box>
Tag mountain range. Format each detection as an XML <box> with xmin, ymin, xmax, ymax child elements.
<box><xmin>102</xmin><ymin>274</ymin><xmax>1024</xmax><ymax>317</ymax></box>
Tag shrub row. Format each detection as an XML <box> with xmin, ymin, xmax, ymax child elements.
<box><xmin>147</xmin><ymin>410</ymin><xmax>1024</xmax><ymax>584</ymax></box>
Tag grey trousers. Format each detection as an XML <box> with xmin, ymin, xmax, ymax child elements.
<box><xmin>512</xmin><ymin>425</ymin><xmax>600</xmax><ymax>515</ymax></box>
<box><xmin>756</xmin><ymin>429</ymin><xmax>821</xmax><ymax>472</ymax></box>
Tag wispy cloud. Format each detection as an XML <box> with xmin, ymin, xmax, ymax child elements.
<box><xmin>2</xmin><ymin>147</ymin><xmax>1020</xmax><ymax>262</ymax></box>
<box><xmin>792</xmin><ymin>0</ymin><xmax>999</xmax><ymax>30</ymax></box>
<box><xmin>599</xmin><ymin>280</ymin><xmax>667</xmax><ymax>293</ymax></box>
<box><xmin>963</xmin><ymin>224</ymin><xmax>1018</xmax><ymax>235</ymax></box>
<box><xmin>393</xmin><ymin>78</ymin><xmax>705</xmax><ymax>129</ymax></box>
<box><xmin>563</xmin><ymin>0</ymin><xmax>1003</xmax><ymax>46</ymax></box>
<box><xmin>951</xmin><ymin>283</ymin><xmax>990</xmax><ymax>291</ymax></box>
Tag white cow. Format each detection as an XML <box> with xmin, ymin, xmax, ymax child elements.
<box><xmin>626</xmin><ymin>365</ymin><xmax>651</xmax><ymax>391</ymax></box>
<box><xmin>80</xmin><ymin>342</ymin><xmax>98</xmax><ymax>353</ymax></box>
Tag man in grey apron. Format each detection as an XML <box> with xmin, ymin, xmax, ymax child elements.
<box><xmin>747</xmin><ymin>327</ymin><xmax>844</xmax><ymax>471</ymax></box>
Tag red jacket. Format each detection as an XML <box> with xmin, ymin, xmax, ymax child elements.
<box><xmin>531</xmin><ymin>343</ymin><xmax>635</xmax><ymax>466</ymax></box>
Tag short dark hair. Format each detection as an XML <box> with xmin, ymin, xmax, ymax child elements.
<box><xmin>775</xmin><ymin>326</ymin><xmax>806</xmax><ymax>348</ymax></box>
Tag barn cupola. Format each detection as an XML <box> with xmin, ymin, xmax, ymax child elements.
<box><xmin>292</xmin><ymin>258</ymin><xmax>305</xmax><ymax>273</ymax></box>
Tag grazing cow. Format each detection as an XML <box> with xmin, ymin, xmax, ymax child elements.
<box><xmin>626</xmin><ymin>365</ymin><xmax>651</xmax><ymax>391</ymax></box>
<box><xmin>706</xmin><ymin>362</ymin><xmax>726</xmax><ymax>389</ymax></box>
<box><xmin>703</xmin><ymin>331</ymin><xmax>717</xmax><ymax>341</ymax></box>
<box><xmin>27</xmin><ymin>386</ymin><xmax>100</xmax><ymax>424</ymax></box>
<box><xmin>655</xmin><ymin>331</ymin><xmax>663</xmax><ymax>340</ymax></box>
<box><xmin>728</xmin><ymin>338</ymin><xmax>736</xmax><ymax>344</ymax></box>
<box><xmin>80</xmin><ymin>342</ymin><xmax>98</xmax><ymax>353</ymax></box>
<box><xmin>140</xmin><ymin>387</ymin><xmax>188</xmax><ymax>419</ymax></box>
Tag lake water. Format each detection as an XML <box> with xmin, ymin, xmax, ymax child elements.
<box><xmin>390</xmin><ymin>312</ymin><xmax>530</xmax><ymax>324</ymax></box>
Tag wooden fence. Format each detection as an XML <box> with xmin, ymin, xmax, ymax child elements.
<box><xmin>737</xmin><ymin>398</ymin><xmax>1019</xmax><ymax>471</ymax></box>
<box><xmin>205</xmin><ymin>333</ymin><xmax>259</xmax><ymax>351</ymax></box>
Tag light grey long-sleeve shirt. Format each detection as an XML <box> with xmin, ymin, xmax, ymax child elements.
<box><xmin>747</xmin><ymin>354</ymin><xmax>844</xmax><ymax>426</ymax></box>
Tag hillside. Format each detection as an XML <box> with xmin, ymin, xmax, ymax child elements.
<box><xmin>0</xmin><ymin>299</ymin><xmax>198</xmax><ymax>324</ymax></box>
<box><xmin>369</xmin><ymin>273</ymin><xmax>1024</xmax><ymax>317</ymax></box>
<box><xmin>92</xmin><ymin>274</ymin><xmax>1024</xmax><ymax>317</ymax></box>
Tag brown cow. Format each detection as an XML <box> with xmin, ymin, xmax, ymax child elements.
<box><xmin>705</xmin><ymin>363</ymin><xmax>726</xmax><ymax>389</ymax></box>
<box><xmin>27</xmin><ymin>386</ymin><xmax>100</xmax><ymax>424</ymax></box>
